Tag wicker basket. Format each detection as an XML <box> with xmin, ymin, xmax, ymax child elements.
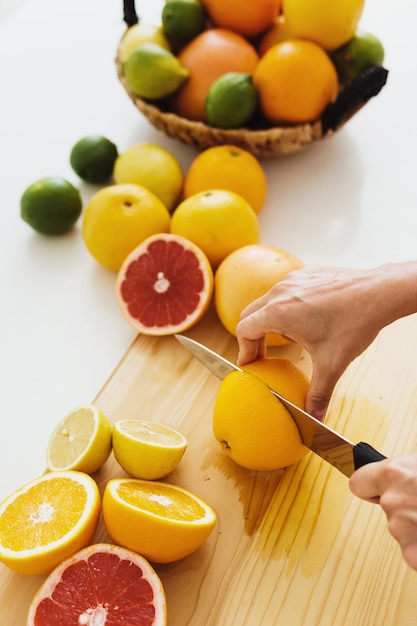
<box><xmin>117</xmin><ymin>0</ymin><xmax>388</xmax><ymax>158</ymax></box>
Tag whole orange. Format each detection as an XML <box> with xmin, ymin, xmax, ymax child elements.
<box><xmin>170</xmin><ymin>28</ymin><xmax>259</xmax><ymax>122</ymax></box>
<box><xmin>213</xmin><ymin>357</ymin><xmax>310</xmax><ymax>470</ymax></box>
<box><xmin>214</xmin><ymin>244</ymin><xmax>303</xmax><ymax>346</ymax></box>
<box><xmin>253</xmin><ymin>39</ymin><xmax>339</xmax><ymax>124</ymax></box>
<box><xmin>184</xmin><ymin>145</ymin><xmax>267</xmax><ymax>214</ymax></box>
<box><xmin>202</xmin><ymin>0</ymin><xmax>282</xmax><ymax>38</ymax></box>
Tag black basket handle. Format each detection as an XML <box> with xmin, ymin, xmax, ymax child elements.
<box><xmin>123</xmin><ymin>0</ymin><xmax>138</xmax><ymax>27</ymax></box>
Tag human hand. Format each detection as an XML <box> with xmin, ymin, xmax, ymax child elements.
<box><xmin>349</xmin><ymin>456</ymin><xmax>417</xmax><ymax>570</ymax></box>
<box><xmin>236</xmin><ymin>265</ymin><xmax>397</xmax><ymax>419</ymax></box>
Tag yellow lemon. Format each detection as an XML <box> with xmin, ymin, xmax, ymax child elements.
<box><xmin>170</xmin><ymin>189</ymin><xmax>260</xmax><ymax>269</ymax></box>
<box><xmin>119</xmin><ymin>22</ymin><xmax>171</xmax><ymax>63</ymax></box>
<box><xmin>102</xmin><ymin>478</ymin><xmax>217</xmax><ymax>563</ymax></box>
<box><xmin>46</xmin><ymin>404</ymin><xmax>113</xmax><ymax>474</ymax></box>
<box><xmin>113</xmin><ymin>143</ymin><xmax>184</xmax><ymax>212</ymax></box>
<box><xmin>112</xmin><ymin>419</ymin><xmax>187</xmax><ymax>479</ymax></box>
<box><xmin>82</xmin><ymin>183</ymin><xmax>171</xmax><ymax>271</ymax></box>
<box><xmin>283</xmin><ymin>0</ymin><xmax>365</xmax><ymax>50</ymax></box>
<box><xmin>0</xmin><ymin>471</ymin><xmax>100</xmax><ymax>575</ymax></box>
<box><xmin>213</xmin><ymin>357</ymin><xmax>310</xmax><ymax>470</ymax></box>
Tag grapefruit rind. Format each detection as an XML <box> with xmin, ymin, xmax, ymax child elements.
<box><xmin>116</xmin><ymin>233</ymin><xmax>214</xmax><ymax>336</ymax></box>
<box><xmin>27</xmin><ymin>543</ymin><xmax>167</xmax><ymax>626</ymax></box>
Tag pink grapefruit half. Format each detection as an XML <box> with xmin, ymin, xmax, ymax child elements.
<box><xmin>116</xmin><ymin>233</ymin><xmax>213</xmax><ymax>335</ymax></box>
<box><xmin>27</xmin><ymin>543</ymin><xmax>167</xmax><ymax>625</ymax></box>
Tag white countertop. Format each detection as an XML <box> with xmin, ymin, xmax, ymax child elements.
<box><xmin>0</xmin><ymin>0</ymin><xmax>415</xmax><ymax>502</ymax></box>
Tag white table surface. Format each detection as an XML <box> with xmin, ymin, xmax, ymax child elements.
<box><xmin>0</xmin><ymin>0</ymin><xmax>415</xmax><ymax>503</ymax></box>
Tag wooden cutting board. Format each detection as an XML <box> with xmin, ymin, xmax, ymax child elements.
<box><xmin>1</xmin><ymin>305</ymin><xmax>417</xmax><ymax>625</ymax></box>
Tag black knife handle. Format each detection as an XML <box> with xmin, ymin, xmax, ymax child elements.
<box><xmin>353</xmin><ymin>442</ymin><xmax>387</xmax><ymax>470</ymax></box>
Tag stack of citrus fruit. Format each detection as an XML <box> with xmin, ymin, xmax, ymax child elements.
<box><xmin>117</xmin><ymin>0</ymin><xmax>385</xmax><ymax>131</ymax></box>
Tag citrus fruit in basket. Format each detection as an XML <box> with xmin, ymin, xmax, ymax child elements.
<box><xmin>283</xmin><ymin>0</ymin><xmax>365</xmax><ymax>50</ymax></box>
<box><xmin>202</xmin><ymin>0</ymin><xmax>282</xmax><ymax>37</ymax></box>
<box><xmin>214</xmin><ymin>244</ymin><xmax>303</xmax><ymax>345</ymax></box>
<box><xmin>170</xmin><ymin>28</ymin><xmax>259</xmax><ymax>122</ymax></box>
<box><xmin>27</xmin><ymin>543</ymin><xmax>167</xmax><ymax>626</ymax></box>
<box><xmin>112</xmin><ymin>419</ymin><xmax>188</xmax><ymax>479</ymax></box>
<box><xmin>213</xmin><ymin>357</ymin><xmax>310</xmax><ymax>470</ymax></box>
<box><xmin>70</xmin><ymin>135</ymin><xmax>118</xmax><ymax>184</ymax></box>
<box><xmin>205</xmin><ymin>72</ymin><xmax>258</xmax><ymax>129</ymax></box>
<box><xmin>82</xmin><ymin>183</ymin><xmax>170</xmax><ymax>271</ymax></box>
<box><xmin>171</xmin><ymin>189</ymin><xmax>260</xmax><ymax>268</ymax></box>
<box><xmin>253</xmin><ymin>39</ymin><xmax>339</xmax><ymax>124</ymax></box>
<box><xmin>184</xmin><ymin>145</ymin><xmax>267</xmax><ymax>214</ymax></box>
<box><xmin>0</xmin><ymin>471</ymin><xmax>100</xmax><ymax>575</ymax></box>
<box><xmin>102</xmin><ymin>478</ymin><xmax>217</xmax><ymax>563</ymax></box>
<box><xmin>46</xmin><ymin>404</ymin><xmax>112</xmax><ymax>474</ymax></box>
<box><xmin>162</xmin><ymin>0</ymin><xmax>207</xmax><ymax>43</ymax></box>
<box><xmin>123</xmin><ymin>43</ymin><xmax>189</xmax><ymax>99</ymax></box>
<box><xmin>258</xmin><ymin>14</ymin><xmax>293</xmax><ymax>55</ymax></box>
<box><xmin>113</xmin><ymin>143</ymin><xmax>184</xmax><ymax>212</ymax></box>
<box><xmin>116</xmin><ymin>233</ymin><xmax>213</xmax><ymax>335</ymax></box>
<box><xmin>20</xmin><ymin>176</ymin><xmax>82</xmax><ymax>236</ymax></box>
<box><xmin>119</xmin><ymin>22</ymin><xmax>171</xmax><ymax>63</ymax></box>
<box><xmin>331</xmin><ymin>31</ymin><xmax>385</xmax><ymax>82</ymax></box>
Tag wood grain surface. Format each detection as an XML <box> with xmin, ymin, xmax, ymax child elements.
<box><xmin>1</xmin><ymin>305</ymin><xmax>417</xmax><ymax>625</ymax></box>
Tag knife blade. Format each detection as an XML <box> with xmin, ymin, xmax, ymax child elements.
<box><xmin>175</xmin><ymin>334</ymin><xmax>386</xmax><ymax>477</ymax></box>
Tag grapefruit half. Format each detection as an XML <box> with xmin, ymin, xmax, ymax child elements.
<box><xmin>27</xmin><ymin>543</ymin><xmax>167</xmax><ymax>625</ymax></box>
<box><xmin>116</xmin><ymin>233</ymin><xmax>213</xmax><ymax>335</ymax></box>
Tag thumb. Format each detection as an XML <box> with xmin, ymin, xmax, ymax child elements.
<box><xmin>305</xmin><ymin>359</ymin><xmax>340</xmax><ymax>420</ymax></box>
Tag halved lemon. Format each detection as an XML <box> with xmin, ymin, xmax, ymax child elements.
<box><xmin>102</xmin><ymin>478</ymin><xmax>217</xmax><ymax>563</ymax></box>
<box><xmin>112</xmin><ymin>419</ymin><xmax>187</xmax><ymax>480</ymax></box>
<box><xmin>0</xmin><ymin>471</ymin><xmax>100</xmax><ymax>575</ymax></box>
<box><xmin>46</xmin><ymin>404</ymin><xmax>113</xmax><ymax>474</ymax></box>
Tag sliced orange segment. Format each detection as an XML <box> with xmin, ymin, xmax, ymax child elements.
<box><xmin>0</xmin><ymin>471</ymin><xmax>100</xmax><ymax>575</ymax></box>
<box><xmin>102</xmin><ymin>478</ymin><xmax>216</xmax><ymax>563</ymax></box>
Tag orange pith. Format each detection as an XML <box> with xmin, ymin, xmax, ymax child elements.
<box><xmin>116</xmin><ymin>233</ymin><xmax>213</xmax><ymax>335</ymax></box>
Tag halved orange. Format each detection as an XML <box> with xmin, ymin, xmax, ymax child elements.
<box><xmin>102</xmin><ymin>478</ymin><xmax>217</xmax><ymax>563</ymax></box>
<box><xmin>116</xmin><ymin>233</ymin><xmax>213</xmax><ymax>335</ymax></box>
<box><xmin>0</xmin><ymin>471</ymin><xmax>100</xmax><ymax>575</ymax></box>
<box><xmin>27</xmin><ymin>543</ymin><xmax>167</xmax><ymax>625</ymax></box>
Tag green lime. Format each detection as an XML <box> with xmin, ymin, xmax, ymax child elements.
<box><xmin>119</xmin><ymin>23</ymin><xmax>171</xmax><ymax>64</ymax></box>
<box><xmin>123</xmin><ymin>43</ymin><xmax>189</xmax><ymax>99</ymax></box>
<box><xmin>70</xmin><ymin>135</ymin><xmax>118</xmax><ymax>184</ymax></box>
<box><xmin>162</xmin><ymin>0</ymin><xmax>207</xmax><ymax>43</ymax></box>
<box><xmin>205</xmin><ymin>72</ymin><xmax>258</xmax><ymax>129</ymax></box>
<box><xmin>20</xmin><ymin>177</ymin><xmax>82</xmax><ymax>236</ymax></box>
<box><xmin>331</xmin><ymin>31</ymin><xmax>385</xmax><ymax>82</ymax></box>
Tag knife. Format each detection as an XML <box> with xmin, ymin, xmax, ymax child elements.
<box><xmin>175</xmin><ymin>334</ymin><xmax>386</xmax><ymax>477</ymax></box>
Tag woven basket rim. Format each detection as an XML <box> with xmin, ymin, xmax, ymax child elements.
<box><xmin>115</xmin><ymin>25</ymin><xmax>389</xmax><ymax>158</ymax></box>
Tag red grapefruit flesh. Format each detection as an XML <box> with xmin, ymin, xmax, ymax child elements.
<box><xmin>27</xmin><ymin>543</ymin><xmax>167</xmax><ymax>626</ymax></box>
<box><xmin>116</xmin><ymin>233</ymin><xmax>214</xmax><ymax>335</ymax></box>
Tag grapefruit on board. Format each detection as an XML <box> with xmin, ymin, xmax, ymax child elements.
<box><xmin>116</xmin><ymin>233</ymin><xmax>213</xmax><ymax>335</ymax></box>
<box><xmin>27</xmin><ymin>543</ymin><xmax>167</xmax><ymax>625</ymax></box>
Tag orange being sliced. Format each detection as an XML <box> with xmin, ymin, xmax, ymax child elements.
<box><xmin>0</xmin><ymin>471</ymin><xmax>100</xmax><ymax>575</ymax></box>
<box><xmin>116</xmin><ymin>233</ymin><xmax>213</xmax><ymax>335</ymax></box>
<box><xmin>27</xmin><ymin>543</ymin><xmax>167</xmax><ymax>626</ymax></box>
<box><xmin>102</xmin><ymin>478</ymin><xmax>217</xmax><ymax>563</ymax></box>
